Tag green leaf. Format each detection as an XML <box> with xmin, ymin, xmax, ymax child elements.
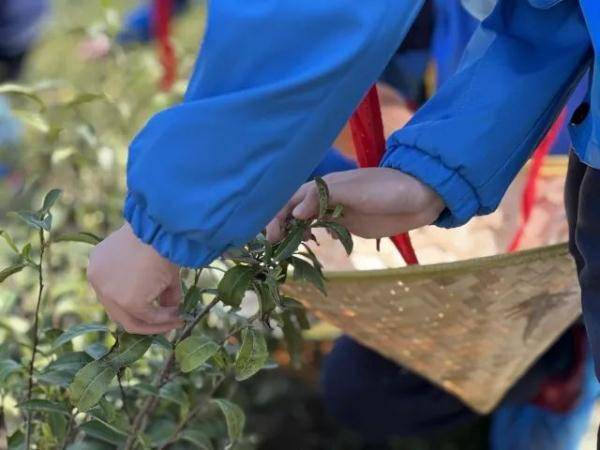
<box><xmin>234</xmin><ymin>328</ymin><xmax>268</xmax><ymax>381</ymax></box>
<box><xmin>130</xmin><ymin>383</ymin><xmax>158</xmax><ymax>397</ymax></box>
<box><xmin>319</xmin><ymin>221</ymin><xmax>354</xmax><ymax>255</ymax></box>
<box><xmin>280</xmin><ymin>310</ymin><xmax>303</xmax><ymax>368</ymax></box>
<box><xmin>183</xmin><ymin>285</ymin><xmax>202</xmax><ymax>314</ymax></box>
<box><xmin>217</xmin><ymin>265</ymin><xmax>255</xmax><ymax>308</ymax></box>
<box><xmin>255</xmin><ymin>282</ymin><xmax>277</xmax><ymax>319</ymax></box>
<box><xmin>314</xmin><ymin>177</ymin><xmax>330</xmax><ymax>219</ymax></box>
<box><xmin>21</xmin><ymin>243</ymin><xmax>32</xmax><ymax>260</ymax></box>
<box><xmin>212</xmin><ymin>399</ymin><xmax>245</xmax><ymax>443</ymax></box>
<box><xmin>79</xmin><ymin>419</ymin><xmax>127</xmax><ymax>446</ymax></box>
<box><xmin>52</xmin><ymin>231</ymin><xmax>103</xmax><ymax>245</ymax></box>
<box><xmin>330</xmin><ymin>203</ymin><xmax>344</xmax><ymax>219</ymax></box>
<box><xmin>175</xmin><ymin>335</ymin><xmax>220</xmax><ymax>373</ymax></box>
<box><xmin>12</xmin><ymin>110</ymin><xmax>50</xmax><ymax>133</ymax></box>
<box><xmin>0</xmin><ymin>263</ymin><xmax>27</xmax><ymax>283</ymax></box>
<box><xmin>0</xmin><ymin>83</ymin><xmax>46</xmax><ymax>111</ymax></box>
<box><xmin>65</xmin><ymin>92</ymin><xmax>105</xmax><ymax>108</ymax></box>
<box><xmin>7</xmin><ymin>430</ymin><xmax>25</xmax><ymax>450</ymax></box>
<box><xmin>66</xmin><ymin>441</ymin><xmax>113</xmax><ymax>450</ymax></box>
<box><xmin>291</xmin><ymin>257</ymin><xmax>326</xmax><ymax>294</ymax></box>
<box><xmin>20</xmin><ymin>399</ymin><xmax>70</xmax><ymax>416</ymax></box>
<box><xmin>0</xmin><ymin>230</ymin><xmax>19</xmax><ymax>254</ymax></box>
<box><xmin>273</xmin><ymin>224</ymin><xmax>304</xmax><ymax>262</ymax></box>
<box><xmin>40</xmin><ymin>189</ymin><xmax>62</xmax><ymax>214</ymax></box>
<box><xmin>281</xmin><ymin>297</ymin><xmax>310</xmax><ymax>330</ymax></box>
<box><xmin>152</xmin><ymin>334</ymin><xmax>172</xmax><ymax>350</ymax></box>
<box><xmin>181</xmin><ymin>429</ymin><xmax>213</xmax><ymax>449</ymax></box>
<box><xmin>0</xmin><ymin>359</ymin><xmax>21</xmax><ymax>383</ymax></box>
<box><xmin>12</xmin><ymin>211</ymin><xmax>47</xmax><ymax>231</ymax></box>
<box><xmin>85</xmin><ymin>343</ymin><xmax>109</xmax><ymax>360</ymax></box>
<box><xmin>107</xmin><ymin>333</ymin><xmax>152</xmax><ymax>368</ymax></box>
<box><xmin>69</xmin><ymin>360</ymin><xmax>117</xmax><ymax>412</ymax></box>
<box><xmin>39</xmin><ymin>352</ymin><xmax>93</xmax><ymax>387</ymax></box>
<box><xmin>52</xmin><ymin>323</ymin><xmax>110</xmax><ymax>349</ymax></box>
<box><xmin>158</xmin><ymin>381</ymin><xmax>189</xmax><ymax>410</ymax></box>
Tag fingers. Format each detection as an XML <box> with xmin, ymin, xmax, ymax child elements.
<box><xmin>160</xmin><ymin>277</ymin><xmax>182</xmax><ymax>307</ymax></box>
<box><xmin>266</xmin><ymin>184</ymin><xmax>310</xmax><ymax>242</ymax></box>
<box><xmin>99</xmin><ymin>294</ymin><xmax>182</xmax><ymax>335</ymax></box>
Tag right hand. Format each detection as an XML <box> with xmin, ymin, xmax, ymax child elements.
<box><xmin>266</xmin><ymin>168</ymin><xmax>445</xmax><ymax>242</ymax></box>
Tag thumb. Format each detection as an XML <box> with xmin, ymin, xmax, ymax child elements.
<box><xmin>160</xmin><ymin>277</ymin><xmax>182</xmax><ymax>307</ymax></box>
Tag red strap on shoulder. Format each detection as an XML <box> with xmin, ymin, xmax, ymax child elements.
<box><xmin>153</xmin><ymin>0</ymin><xmax>177</xmax><ymax>91</ymax></box>
<box><xmin>349</xmin><ymin>86</ymin><xmax>418</xmax><ymax>265</ymax></box>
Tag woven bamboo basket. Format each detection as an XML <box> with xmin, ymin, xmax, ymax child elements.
<box><xmin>285</xmin><ymin>156</ymin><xmax>578</xmax><ymax>413</ymax></box>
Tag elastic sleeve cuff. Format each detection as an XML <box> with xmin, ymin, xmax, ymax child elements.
<box><xmin>124</xmin><ymin>193</ymin><xmax>222</xmax><ymax>268</ymax></box>
<box><xmin>381</xmin><ymin>144</ymin><xmax>481</xmax><ymax>228</ymax></box>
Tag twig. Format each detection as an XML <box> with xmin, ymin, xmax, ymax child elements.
<box><xmin>123</xmin><ymin>297</ymin><xmax>220</xmax><ymax>450</ymax></box>
<box><xmin>25</xmin><ymin>229</ymin><xmax>46</xmax><ymax>450</ymax></box>
<box><xmin>59</xmin><ymin>412</ymin><xmax>76</xmax><ymax>450</ymax></box>
<box><xmin>159</xmin><ymin>375</ymin><xmax>226</xmax><ymax>449</ymax></box>
<box><xmin>118</xmin><ymin>371</ymin><xmax>134</xmax><ymax>424</ymax></box>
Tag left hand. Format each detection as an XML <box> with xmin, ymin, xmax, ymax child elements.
<box><xmin>87</xmin><ymin>223</ymin><xmax>184</xmax><ymax>334</ymax></box>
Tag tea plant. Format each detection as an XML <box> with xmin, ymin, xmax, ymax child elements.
<box><xmin>0</xmin><ymin>178</ymin><xmax>352</xmax><ymax>449</ymax></box>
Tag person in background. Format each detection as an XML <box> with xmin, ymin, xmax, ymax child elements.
<box><xmin>85</xmin><ymin>0</ymin><xmax>600</xmax><ymax>448</ymax></box>
<box><xmin>0</xmin><ymin>0</ymin><xmax>49</xmax><ymax>191</ymax></box>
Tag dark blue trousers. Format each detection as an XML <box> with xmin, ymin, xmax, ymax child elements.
<box><xmin>566</xmin><ymin>152</ymin><xmax>600</xmax><ymax>380</ymax></box>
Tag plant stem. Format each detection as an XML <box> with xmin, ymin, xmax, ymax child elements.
<box><xmin>60</xmin><ymin>413</ymin><xmax>76</xmax><ymax>450</ymax></box>
<box><xmin>123</xmin><ymin>297</ymin><xmax>220</xmax><ymax>450</ymax></box>
<box><xmin>25</xmin><ymin>228</ymin><xmax>46</xmax><ymax>450</ymax></box>
<box><xmin>118</xmin><ymin>371</ymin><xmax>134</xmax><ymax>424</ymax></box>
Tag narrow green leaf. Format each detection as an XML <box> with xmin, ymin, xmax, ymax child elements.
<box><xmin>181</xmin><ymin>429</ymin><xmax>213</xmax><ymax>449</ymax></box>
<box><xmin>65</xmin><ymin>92</ymin><xmax>105</xmax><ymax>108</ymax></box>
<box><xmin>107</xmin><ymin>333</ymin><xmax>152</xmax><ymax>368</ymax></box>
<box><xmin>0</xmin><ymin>263</ymin><xmax>27</xmax><ymax>283</ymax></box>
<box><xmin>40</xmin><ymin>352</ymin><xmax>93</xmax><ymax>387</ymax></box>
<box><xmin>7</xmin><ymin>430</ymin><xmax>25</xmax><ymax>450</ymax></box>
<box><xmin>0</xmin><ymin>359</ymin><xmax>21</xmax><ymax>383</ymax></box>
<box><xmin>217</xmin><ymin>265</ymin><xmax>255</xmax><ymax>308</ymax></box>
<box><xmin>20</xmin><ymin>399</ymin><xmax>70</xmax><ymax>416</ymax></box>
<box><xmin>255</xmin><ymin>282</ymin><xmax>276</xmax><ymax>319</ymax></box>
<box><xmin>52</xmin><ymin>323</ymin><xmax>109</xmax><ymax>349</ymax></box>
<box><xmin>212</xmin><ymin>399</ymin><xmax>245</xmax><ymax>443</ymax></box>
<box><xmin>52</xmin><ymin>231</ymin><xmax>103</xmax><ymax>245</ymax></box>
<box><xmin>79</xmin><ymin>419</ymin><xmax>127</xmax><ymax>446</ymax></box>
<box><xmin>330</xmin><ymin>203</ymin><xmax>344</xmax><ymax>219</ymax></box>
<box><xmin>280</xmin><ymin>310</ymin><xmax>303</xmax><ymax>368</ymax></box>
<box><xmin>291</xmin><ymin>257</ymin><xmax>326</xmax><ymax>294</ymax></box>
<box><xmin>175</xmin><ymin>336</ymin><xmax>220</xmax><ymax>373</ymax></box>
<box><xmin>314</xmin><ymin>177</ymin><xmax>330</xmax><ymax>219</ymax></box>
<box><xmin>20</xmin><ymin>243</ymin><xmax>31</xmax><ymax>259</ymax></box>
<box><xmin>0</xmin><ymin>83</ymin><xmax>46</xmax><ymax>111</ymax></box>
<box><xmin>0</xmin><ymin>230</ymin><xmax>19</xmax><ymax>254</ymax></box>
<box><xmin>273</xmin><ymin>224</ymin><xmax>304</xmax><ymax>262</ymax></box>
<box><xmin>12</xmin><ymin>110</ymin><xmax>50</xmax><ymax>133</ymax></box>
<box><xmin>40</xmin><ymin>189</ymin><xmax>62</xmax><ymax>214</ymax></box>
<box><xmin>319</xmin><ymin>221</ymin><xmax>354</xmax><ymax>255</ymax></box>
<box><xmin>13</xmin><ymin>211</ymin><xmax>46</xmax><ymax>230</ymax></box>
<box><xmin>69</xmin><ymin>360</ymin><xmax>117</xmax><ymax>412</ymax></box>
<box><xmin>234</xmin><ymin>328</ymin><xmax>268</xmax><ymax>381</ymax></box>
<box><xmin>183</xmin><ymin>285</ymin><xmax>202</xmax><ymax>313</ymax></box>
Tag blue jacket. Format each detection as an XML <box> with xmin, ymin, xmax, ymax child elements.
<box><xmin>125</xmin><ymin>0</ymin><xmax>595</xmax><ymax>267</ymax></box>
<box><xmin>0</xmin><ymin>0</ymin><xmax>48</xmax><ymax>56</ymax></box>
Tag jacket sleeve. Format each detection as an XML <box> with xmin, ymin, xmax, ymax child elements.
<box><xmin>124</xmin><ymin>0</ymin><xmax>424</xmax><ymax>267</ymax></box>
<box><xmin>382</xmin><ymin>0</ymin><xmax>592</xmax><ymax>228</ymax></box>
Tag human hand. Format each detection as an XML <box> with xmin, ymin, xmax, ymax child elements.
<box><xmin>87</xmin><ymin>223</ymin><xmax>183</xmax><ymax>334</ymax></box>
<box><xmin>266</xmin><ymin>168</ymin><xmax>445</xmax><ymax>242</ymax></box>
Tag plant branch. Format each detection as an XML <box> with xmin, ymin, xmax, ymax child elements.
<box><xmin>123</xmin><ymin>296</ymin><xmax>220</xmax><ymax>450</ymax></box>
<box><xmin>25</xmin><ymin>228</ymin><xmax>46</xmax><ymax>450</ymax></box>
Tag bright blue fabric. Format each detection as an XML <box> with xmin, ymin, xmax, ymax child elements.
<box><xmin>125</xmin><ymin>0</ymin><xmax>424</xmax><ymax>267</ymax></box>
<box><xmin>382</xmin><ymin>0</ymin><xmax>592</xmax><ymax>228</ymax></box>
<box><xmin>491</xmin><ymin>350</ymin><xmax>600</xmax><ymax>450</ymax></box>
